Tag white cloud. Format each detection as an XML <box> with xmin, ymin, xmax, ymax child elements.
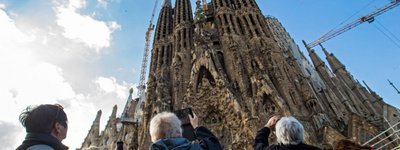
<box><xmin>0</xmin><ymin>3</ymin><xmax>6</xmax><ymax>9</ymax></box>
<box><xmin>0</xmin><ymin>9</ymin><xmax>34</xmax><ymax>45</ymax></box>
<box><xmin>109</xmin><ymin>21</ymin><xmax>121</xmax><ymax>31</ymax></box>
<box><xmin>55</xmin><ymin>0</ymin><xmax>120</xmax><ymax>52</ymax></box>
<box><xmin>0</xmin><ymin>56</ymin><xmax>80</xmax><ymax>148</ymax></box>
<box><xmin>95</xmin><ymin>76</ymin><xmax>130</xmax><ymax>99</ymax></box>
<box><xmin>56</xmin><ymin>7</ymin><xmax>110</xmax><ymax>51</ymax></box>
<box><xmin>0</xmin><ymin>121</ymin><xmax>21</xmax><ymax>150</ymax></box>
<box><xmin>0</xmin><ymin>1</ymin><xmax>130</xmax><ymax>149</ymax></box>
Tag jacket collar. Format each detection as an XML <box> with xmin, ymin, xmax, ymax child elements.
<box><xmin>16</xmin><ymin>133</ymin><xmax>68</xmax><ymax>150</ymax></box>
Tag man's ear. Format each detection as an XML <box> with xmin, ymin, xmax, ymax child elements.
<box><xmin>54</xmin><ymin>122</ymin><xmax>62</xmax><ymax>132</ymax></box>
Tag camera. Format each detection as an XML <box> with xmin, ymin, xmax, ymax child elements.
<box><xmin>173</xmin><ymin>107</ymin><xmax>193</xmax><ymax>125</ymax></box>
<box><xmin>117</xmin><ymin>141</ymin><xmax>123</xmax><ymax>150</ymax></box>
<box><xmin>173</xmin><ymin>108</ymin><xmax>196</xmax><ymax>141</ymax></box>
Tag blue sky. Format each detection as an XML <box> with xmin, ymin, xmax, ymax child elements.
<box><xmin>0</xmin><ymin>0</ymin><xmax>399</xmax><ymax>149</ymax></box>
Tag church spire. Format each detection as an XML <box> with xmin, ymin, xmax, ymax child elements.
<box><xmin>171</xmin><ymin>0</ymin><xmax>194</xmax><ymax>107</ymax></box>
<box><xmin>320</xmin><ymin>44</ymin><xmax>378</xmax><ymax>118</ymax></box>
<box><xmin>80</xmin><ymin>110</ymin><xmax>102</xmax><ymax>149</ymax></box>
<box><xmin>321</xmin><ymin>44</ymin><xmax>330</xmax><ymax>58</ymax></box>
<box><xmin>148</xmin><ymin>0</ymin><xmax>173</xmax><ymax>79</ymax></box>
<box><xmin>111</xmin><ymin>105</ymin><xmax>117</xmax><ymax>119</ymax></box>
<box><xmin>231</xmin><ymin>0</ymin><xmax>269</xmax><ymax>37</ymax></box>
<box><xmin>146</xmin><ymin>0</ymin><xmax>174</xmax><ymax>112</ymax></box>
<box><xmin>92</xmin><ymin>110</ymin><xmax>101</xmax><ymax>126</ymax></box>
<box><xmin>303</xmin><ymin>40</ymin><xmax>325</xmax><ymax>68</ymax></box>
<box><xmin>320</xmin><ymin>44</ymin><xmax>345</xmax><ymax>73</ymax></box>
<box><xmin>162</xmin><ymin>0</ymin><xmax>171</xmax><ymax>7</ymax></box>
<box><xmin>174</xmin><ymin>0</ymin><xmax>193</xmax><ymax>24</ymax></box>
<box><xmin>154</xmin><ymin>0</ymin><xmax>173</xmax><ymax>42</ymax></box>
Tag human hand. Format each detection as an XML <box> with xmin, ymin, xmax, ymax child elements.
<box><xmin>189</xmin><ymin>111</ymin><xmax>199</xmax><ymax>128</ymax></box>
<box><xmin>265</xmin><ymin>115</ymin><xmax>280</xmax><ymax>129</ymax></box>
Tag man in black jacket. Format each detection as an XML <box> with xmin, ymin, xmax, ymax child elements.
<box><xmin>254</xmin><ymin>116</ymin><xmax>321</xmax><ymax>150</ymax></box>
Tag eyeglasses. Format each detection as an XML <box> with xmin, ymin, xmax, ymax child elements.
<box><xmin>53</xmin><ymin>104</ymin><xmax>67</xmax><ymax>128</ymax></box>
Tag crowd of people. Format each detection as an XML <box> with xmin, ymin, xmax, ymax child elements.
<box><xmin>16</xmin><ymin>104</ymin><xmax>374</xmax><ymax>150</ymax></box>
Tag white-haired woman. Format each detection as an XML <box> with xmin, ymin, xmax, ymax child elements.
<box><xmin>253</xmin><ymin>116</ymin><xmax>321</xmax><ymax>150</ymax></box>
<box><xmin>149</xmin><ymin>111</ymin><xmax>222</xmax><ymax>150</ymax></box>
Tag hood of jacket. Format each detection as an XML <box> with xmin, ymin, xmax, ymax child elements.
<box><xmin>150</xmin><ymin>137</ymin><xmax>193</xmax><ymax>150</ymax></box>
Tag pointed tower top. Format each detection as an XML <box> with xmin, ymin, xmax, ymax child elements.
<box><xmin>128</xmin><ymin>88</ymin><xmax>134</xmax><ymax>101</ymax></box>
<box><xmin>162</xmin><ymin>0</ymin><xmax>171</xmax><ymax>7</ymax></box>
<box><xmin>304</xmin><ymin>40</ymin><xmax>326</xmax><ymax>68</ymax></box>
<box><xmin>95</xmin><ymin>110</ymin><xmax>102</xmax><ymax>123</ymax></box>
<box><xmin>362</xmin><ymin>80</ymin><xmax>374</xmax><ymax>93</ymax></box>
<box><xmin>111</xmin><ymin>105</ymin><xmax>118</xmax><ymax>118</ymax></box>
<box><xmin>302</xmin><ymin>40</ymin><xmax>313</xmax><ymax>53</ymax></box>
<box><xmin>320</xmin><ymin>44</ymin><xmax>346</xmax><ymax>73</ymax></box>
<box><xmin>319</xmin><ymin>43</ymin><xmax>330</xmax><ymax>57</ymax></box>
<box><xmin>129</xmin><ymin>87</ymin><xmax>133</xmax><ymax>94</ymax></box>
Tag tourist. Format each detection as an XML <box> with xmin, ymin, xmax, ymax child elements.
<box><xmin>254</xmin><ymin>116</ymin><xmax>321</xmax><ymax>150</ymax></box>
<box><xmin>149</xmin><ymin>111</ymin><xmax>222</xmax><ymax>150</ymax></box>
<box><xmin>16</xmin><ymin>104</ymin><xmax>69</xmax><ymax>150</ymax></box>
<box><xmin>333</xmin><ymin>139</ymin><xmax>373</xmax><ymax>150</ymax></box>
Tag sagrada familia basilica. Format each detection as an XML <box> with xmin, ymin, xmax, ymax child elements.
<box><xmin>79</xmin><ymin>0</ymin><xmax>400</xmax><ymax>149</ymax></box>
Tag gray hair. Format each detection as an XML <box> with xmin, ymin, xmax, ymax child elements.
<box><xmin>149</xmin><ymin>112</ymin><xmax>182</xmax><ymax>142</ymax></box>
<box><xmin>275</xmin><ymin>116</ymin><xmax>304</xmax><ymax>145</ymax></box>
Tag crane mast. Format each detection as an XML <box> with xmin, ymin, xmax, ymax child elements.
<box><xmin>133</xmin><ymin>0</ymin><xmax>159</xmax><ymax>123</ymax></box>
<box><xmin>306</xmin><ymin>0</ymin><xmax>400</xmax><ymax>49</ymax></box>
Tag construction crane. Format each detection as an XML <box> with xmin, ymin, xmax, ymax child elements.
<box><xmin>133</xmin><ymin>0</ymin><xmax>159</xmax><ymax>123</ymax></box>
<box><xmin>306</xmin><ymin>0</ymin><xmax>400</xmax><ymax>49</ymax></box>
<box><xmin>120</xmin><ymin>0</ymin><xmax>159</xmax><ymax>123</ymax></box>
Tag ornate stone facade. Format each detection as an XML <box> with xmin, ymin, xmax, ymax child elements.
<box><xmin>80</xmin><ymin>0</ymin><xmax>400</xmax><ymax>149</ymax></box>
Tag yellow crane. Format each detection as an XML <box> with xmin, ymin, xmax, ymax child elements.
<box><xmin>121</xmin><ymin>0</ymin><xmax>159</xmax><ymax>123</ymax></box>
<box><xmin>133</xmin><ymin>0</ymin><xmax>159</xmax><ymax>123</ymax></box>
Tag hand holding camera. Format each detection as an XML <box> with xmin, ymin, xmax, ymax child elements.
<box><xmin>188</xmin><ymin>111</ymin><xmax>198</xmax><ymax>128</ymax></box>
<box><xmin>173</xmin><ymin>107</ymin><xmax>196</xmax><ymax>141</ymax></box>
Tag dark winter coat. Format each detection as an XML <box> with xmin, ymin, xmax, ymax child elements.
<box><xmin>253</xmin><ymin>127</ymin><xmax>321</xmax><ymax>150</ymax></box>
<box><xmin>150</xmin><ymin>126</ymin><xmax>222</xmax><ymax>150</ymax></box>
<box><xmin>16</xmin><ymin>133</ymin><xmax>68</xmax><ymax>150</ymax></box>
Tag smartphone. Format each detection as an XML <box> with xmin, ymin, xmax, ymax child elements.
<box><xmin>173</xmin><ymin>107</ymin><xmax>193</xmax><ymax>125</ymax></box>
<box><xmin>116</xmin><ymin>141</ymin><xmax>123</xmax><ymax>150</ymax></box>
<box><xmin>173</xmin><ymin>108</ymin><xmax>196</xmax><ymax>141</ymax></box>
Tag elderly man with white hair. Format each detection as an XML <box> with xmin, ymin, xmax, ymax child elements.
<box><xmin>253</xmin><ymin>116</ymin><xmax>321</xmax><ymax>150</ymax></box>
<box><xmin>149</xmin><ymin>111</ymin><xmax>222</xmax><ymax>150</ymax></box>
